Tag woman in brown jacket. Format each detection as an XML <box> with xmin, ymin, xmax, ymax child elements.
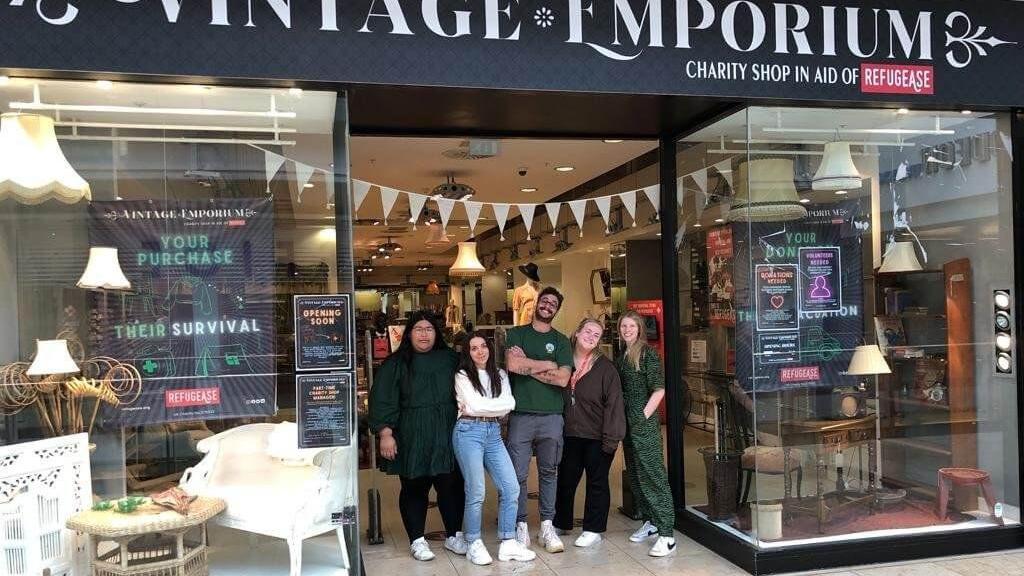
<box><xmin>553</xmin><ymin>318</ymin><xmax>626</xmax><ymax>548</ymax></box>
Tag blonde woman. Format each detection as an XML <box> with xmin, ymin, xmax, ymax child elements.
<box><xmin>615</xmin><ymin>311</ymin><xmax>676</xmax><ymax>557</ymax></box>
<box><xmin>553</xmin><ymin>318</ymin><xmax>625</xmax><ymax>548</ymax></box>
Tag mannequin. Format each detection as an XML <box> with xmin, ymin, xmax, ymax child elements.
<box><xmin>512</xmin><ymin>263</ymin><xmax>540</xmax><ymax>326</ymax></box>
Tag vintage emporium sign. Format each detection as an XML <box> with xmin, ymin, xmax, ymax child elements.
<box><xmin>88</xmin><ymin>198</ymin><xmax>276</xmax><ymax>425</ymax></box>
<box><xmin>0</xmin><ymin>1</ymin><xmax>1022</xmax><ymax>105</ymax></box>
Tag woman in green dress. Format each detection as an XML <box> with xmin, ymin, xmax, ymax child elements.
<box><xmin>615</xmin><ymin>310</ymin><xmax>676</xmax><ymax>557</ymax></box>
<box><xmin>369</xmin><ymin>310</ymin><xmax>467</xmax><ymax>561</ymax></box>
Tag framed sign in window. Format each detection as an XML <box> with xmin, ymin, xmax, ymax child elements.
<box><xmin>296</xmin><ymin>372</ymin><xmax>353</xmax><ymax>449</ymax></box>
<box><xmin>294</xmin><ymin>294</ymin><xmax>354</xmax><ymax>371</ymax></box>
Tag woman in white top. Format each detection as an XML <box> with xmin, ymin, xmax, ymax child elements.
<box><xmin>452</xmin><ymin>333</ymin><xmax>536</xmax><ymax>565</ymax></box>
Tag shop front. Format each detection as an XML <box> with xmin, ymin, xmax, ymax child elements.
<box><xmin>1</xmin><ymin>1</ymin><xmax>1024</xmax><ymax>575</ymax></box>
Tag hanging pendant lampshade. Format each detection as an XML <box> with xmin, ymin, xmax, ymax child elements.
<box><xmin>726</xmin><ymin>158</ymin><xmax>807</xmax><ymax>222</ymax></box>
<box><xmin>77</xmin><ymin>247</ymin><xmax>132</xmax><ymax>291</ymax></box>
<box><xmin>847</xmin><ymin>344</ymin><xmax>891</xmax><ymax>375</ymax></box>
<box><xmin>0</xmin><ymin>113</ymin><xmax>91</xmax><ymax>205</ymax></box>
<box><xmin>425</xmin><ymin>223</ymin><xmax>451</xmax><ymax>246</ymax></box>
<box><xmin>27</xmin><ymin>339</ymin><xmax>81</xmax><ymax>376</ymax></box>
<box><xmin>813</xmin><ymin>142</ymin><xmax>862</xmax><ymax>191</ymax></box>
<box><xmin>879</xmin><ymin>240</ymin><xmax>923</xmax><ymax>273</ymax></box>
<box><xmin>449</xmin><ymin>241</ymin><xmax>485</xmax><ymax>277</ymax></box>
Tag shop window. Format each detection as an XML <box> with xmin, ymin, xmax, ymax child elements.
<box><xmin>677</xmin><ymin>106</ymin><xmax>1018</xmax><ymax>547</ymax></box>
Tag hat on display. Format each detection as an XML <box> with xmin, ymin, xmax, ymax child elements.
<box><xmin>813</xmin><ymin>142</ymin><xmax>863</xmax><ymax>191</ymax></box>
<box><xmin>518</xmin><ymin>262</ymin><xmax>540</xmax><ymax>282</ymax></box>
<box><xmin>726</xmin><ymin>158</ymin><xmax>807</xmax><ymax>223</ymax></box>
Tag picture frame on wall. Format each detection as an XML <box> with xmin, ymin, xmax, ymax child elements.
<box><xmin>591</xmin><ymin>268</ymin><xmax>611</xmax><ymax>304</ymax></box>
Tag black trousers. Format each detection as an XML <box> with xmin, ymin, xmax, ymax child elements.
<box><xmin>398</xmin><ymin>470</ymin><xmax>465</xmax><ymax>543</ymax></box>
<box><xmin>554</xmin><ymin>436</ymin><xmax>615</xmax><ymax>533</ymax></box>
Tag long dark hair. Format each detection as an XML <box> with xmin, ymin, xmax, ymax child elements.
<box><xmin>393</xmin><ymin>310</ymin><xmax>449</xmax><ymax>384</ymax></box>
<box><xmin>457</xmin><ymin>332</ymin><xmax>503</xmax><ymax>398</ymax></box>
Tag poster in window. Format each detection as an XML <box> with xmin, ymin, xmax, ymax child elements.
<box><xmin>755</xmin><ymin>264</ymin><xmax>799</xmax><ymax>331</ymax></box>
<box><xmin>87</xmin><ymin>199</ymin><xmax>275</xmax><ymax>425</ymax></box>
<box><xmin>297</xmin><ymin>372</ymin><xmax>353</xmax><ymax>448</ymax></box>
<box><xmin>799</xmin><ymin>247</ymin><xmax>842</xmax><ymax>312</ymax></box>
<box><xmin>294</xmin><ymin>294</ymin><xmax>354</xmax><ymax>371</ymax></box>
<box><xmin>706</xmin><ymin>226</ymin><xmax>735</xmax><ymax>326</ymax></box>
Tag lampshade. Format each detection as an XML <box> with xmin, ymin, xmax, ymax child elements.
<box><xmin>879</xmin><ymin>240</ymin><xmax>923</xmax><ymax>273</ymax></box>
<box><xmin>726</xmin><ymin>158</ymin><xmax>807</xmax><ymax>222</ymax></box>
<box><xmin>812</xmin><ymin>142</ymin><xmax>862</xmax><ymax>191</ymax></box>
<box><xmin>425</xmin><ymin>223</ymin><xmax>451</xmax><ymax>246</ymax></box>
<box><xmin>847</xmin><ymin>344</ymin><xmax>891</xmax><ymax>375</ymax></box>
<box><xmin>425</xmin><ymin>280</ymin><xmax>441</xmax><ymax>295</ymax></box>
<box><xmin>449</xmin><ymin>241</ymin><xmax>485</xmax><ymax>277</ymax></box>
<box><xmin>27</xmin><ymin>339</ymin><xmax>81</xmax><ymax>376</ymax></box>
<box><xmin>0</xmin><ymin>113</ymin><xmax>91</xmax><ymax>205</ymax></box>
<box><xmin>77</xmin><ymin>247</ymin><xmax>132</xmax><ymax>291</ymax></box>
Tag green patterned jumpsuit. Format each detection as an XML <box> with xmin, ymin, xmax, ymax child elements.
<box><xmin>616</xmin><ymin>345</ymin><xmax>675</xmax><ymax>536</ymax></box>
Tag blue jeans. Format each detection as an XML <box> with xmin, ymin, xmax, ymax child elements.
<box><xmin>452</xmin><ymin>419</ymin><xmax>520</xmax><ymax>542</ymax></box>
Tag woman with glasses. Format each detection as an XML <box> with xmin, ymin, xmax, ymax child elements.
<box><xmin>452</xmin><ymin>333</ymin><xmax>536</xmax><ymax>565</ymax></box>
<box><xmin>369</xmin><ymin>310</ymin><xmax>468</xmax><ymax>561</ymax></box>
<box><xmin>553</xmin><ymin>318</ymin><xmax>625</xmax><ymax>548</ymax></box>
<box><xmin>616</xmin><ymin>310</ymin><xmax>676</xmax><ymax>557</ymax></box>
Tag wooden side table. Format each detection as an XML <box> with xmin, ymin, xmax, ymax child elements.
<box><xmin>66</xmin><ymin>496</ymin><xmax>225</xmax><ymax>576</ymax></box>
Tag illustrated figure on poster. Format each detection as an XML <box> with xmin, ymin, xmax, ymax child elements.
<box><xmin>512</xmin><ymin>263</ymin><xmax>540</xmax><ymax>327</ymax></box>
<box><xmin>809</xmin><ymin>275</ymin><xmax>832</xmax><ymax>299</ymax></box>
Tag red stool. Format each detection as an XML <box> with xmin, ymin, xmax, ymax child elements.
<box><xmin>936</xmin><ymin>468</ymin><xmax>998</xmax><ymax>521</ymax></box>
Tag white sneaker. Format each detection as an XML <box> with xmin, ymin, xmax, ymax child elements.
<box><xmin>538</xmin><ymin>520</ymin><xmax>565</xmax><ymax>553</ymax></box>
<box><xmin>466</xmin><ymin>539</ymin><xmax>493</xmax><ymax>566</ymax></box>
<box><xmin>498</xmin><ymin>539</ymin><xmax>537</xmax><ymax>562</ymax></box>
<box><xmin>410</xmin><ymin>537</ymin><xmax>435</xmax><ymax>561</ymax></box>
<box><xmin>574</xmin><ymin>531</ymin><xmax>602</xmax><ymax>547</ymax></box>
<box><xmin>516</xmin><ymin>522</ymin><xmax>531</xmax><ymax>548</ymax></box>
<box><xmin>648</xmin><ymin>536</ymin><xmax>676</xmax><ymax>557</ymax></box>
<box><xmin>444</xmin><ymin>532</ymin><xmax>468</xmax><ymax>555</ymax></box>
<box><xmin>629</xmin><ymin>520</ymin><xmax>659</xmax><ymax>543</ymax></box>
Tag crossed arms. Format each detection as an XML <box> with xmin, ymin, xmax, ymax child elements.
<box><xmin>505</xmin><ymin>346</ymin><xmax>570</xmax><ymax>387</ymax></box>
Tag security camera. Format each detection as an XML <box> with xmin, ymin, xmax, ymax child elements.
<box><xmin>517</xmin><ymin>167</ymin><xmax>528</xmax><ymax>177</ymax></box>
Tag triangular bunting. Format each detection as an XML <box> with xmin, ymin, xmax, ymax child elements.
<box><xmin>594</xmin><ymin>196</ymin><xmax>612</xmax><ymax>233</ymax></box>
<box><xmin>714</xmin><ymin>159</ymin><xmax>733</xmax><ymax>190</ymax></box>
<box><xmin>545</xmin><ymin>203</ymin><xmax>561</xmax><ymax>236</ymax></box>
<box><xmin>464</xmin><ymin>201</ymin><xmax>483</xmax><ymax>236</ymax></box>
<box><xmin>492</xmin><ymin>203</ymin><xmax>511</xmax><ymax>241</ymax></box>
<box><xmin>568</xmin><ymin>199</ymin><xmax>587</xmax><ymax>237</ymax></box>
<box><xmin>692</xmin><ymin>167</ymin><xmax>708</xmax><ymax>195</ymax></box>
<box><xmin>619</xmin><ymin>190</ymin><xmax>637</xmax><ymax>227</ymax></box>
<box><xmin>676</xmin><ymin>176</ymin><xmax>685</xmax><ymax>207</ymax></box>
<box><xmin>264</xmin><ymin>151</ymin><xmax>286</xmax><ymax>193</ymax></box>
<box><xmin>518</xmin><ymin>204</ymin><xmax>537</xmax><ymax>238</ymax></box>
<box><xmin>407</xmin><ymin>193</ymin><xmax>428</xmax><ymax>229</ymax></box>
<box><xmin>436</xmin><ymin>197</ymin><xmax>456</xmax><ymax>231</ymax></box>
<box><xmin>294</xmin><ymin>161</ymin><xmax>316</xmax><ymax>204</ymax></box>
<box><xmin>380</xmin><ymin>186</ymin><xmax>400</xmax><ymax>224</ymax></box>
<box><xmin>352</xmin><ymin>180</ymin><xmax>372</xmax><ymax>212</ymax></box>
<box><xmin>642</xmin><ymin>185</ymin><xmax>660</xmax><ymax>219</ymax></box>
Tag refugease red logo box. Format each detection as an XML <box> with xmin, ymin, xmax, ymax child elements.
<box><xmin>860</xmin><ymin>63</ymin><xmax>934</xmax><ymax>95</ymax></box>
<box><xmin>780</xmin><ymin>366</ymin><xmax>821</xmax><ymax>383</ymax></box>
<box><xmin>166</xmin><ymin>387</ymin><xmax>221</xmax><ymax>408</ymax></box>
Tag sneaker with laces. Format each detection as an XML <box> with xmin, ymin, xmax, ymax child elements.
<box><xmin>410</xmin><ymin>537</ymin><xmax>435</xmax><ymax>561</ymax></box>
<box><xmin>515</xmin><ymin>522</ymin><xmax>531</xmax><ymax>548</ymax></box>
<box><xmin>498</xmin><ymin>539</ymin><xmax>537</xmax><ymax>562</ymax></box>
<box><xmin>574</xmin><ymin>531</ymin><xmax>602</xmax><ymax>547</ymax></box>
<box><xmin>466</xmin><ymin>539</ymin><xmax>493</xmax><ymax>566</ymax></box>
<box><xmin>629</xmin><ymin>521</ymin><xmax>658</xmax><ymax>543</ymax></box>
<box><xmin>444</xmin><ymin>532</ymin><xmax>468</xmax><ymax>555</ymax></box>
<box><xmin>538</xmin><ymin>520</ymin><xmax>565</xmax><ymax>553</ymax></box>
<box><xmin>648</xmin><ymin>536</ymin><xmax>676</xmax><ymax>557</ymax></box>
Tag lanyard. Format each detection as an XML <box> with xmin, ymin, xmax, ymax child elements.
<box><xmin>569</xmin><ymin>353</ymin><xmax>594</xmax><ymax>406</ymax></box>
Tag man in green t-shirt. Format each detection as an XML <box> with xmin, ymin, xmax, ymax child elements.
<box><xmin>504</xmin><ymin>286</ymin><xmax>572</xmax><ymax>553</ymax></box>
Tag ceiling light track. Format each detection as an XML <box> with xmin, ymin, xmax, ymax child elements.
<box><xmin>57</xmin><ymin>135</ymin><xmax>296</xmax><ymax>146</ymax></box>
<box><xmin>55</xmin><ymin>121</ymin><xmax>297</xmax><ymax>134</ymax></box>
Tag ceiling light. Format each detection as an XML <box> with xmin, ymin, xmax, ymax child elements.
<box><xmin>799</xmin><ymin>198</ymin><xmax>811</xmax><ymax>204</ymax></box>
<box><xmin>996</xmin><ymin>332</ymin><xmax>1013</xmax><ymax>352</ymax></box>
<box><xmin>379</xmin><ymin>237</ymin><xmax>404</xmax><ymax>253</ymax></box>
<box><xmin>95</xmin><ymin>80</ymin><xmax>113</xmax><ymax>90</ymax></box>
<box><xmin>727</xmin><ymin>158</ymin><xmax>807</xmax><ymax>223</ymax></box>
<box><xmin>995</xmin><ymin>291</ymin><xmax>1011</xmax><ymax>310</ymax></box>
<box><xmin>693</xmin><ymin>223</ymin><xmax>702</xmax><ymax>228</ymax></box>
<box><xmin>897</xmin><ymin>108</ymin><xmax>910</xmax><ymax>115</ymax></box>
<box><xmin>432</xmin><ymin>174</ymin><xmax>476</xmax><ymax>201</ymax></box>
<box><xmin>459</xmin><ymin>226</ymin><xmax>469</xmax><ymax>229</ymax></box>
<box><xmin>0</xmin><ymin>113</ymin><xmax>92</xmax><ymax>205</ymax></box>
<box><xmin>554</xmin><ymin>165</ymin><xmax>575</xmax><ymax>172</ymax></box>
<box><xmin>289</xmin><ymin>88</ymin><xmax>303</xmax><ymax>97</ymax></box>
<box><xmin>10</xmin><ymin>99</ymin><xmax>295</xmax><ymax>119</ymax></box>
<box><xmin>997</xmin><ymin>353</ymin><xmax>1013</xmax><ymax>373</ymax></box>
<box><xmin>372</xmin><ymin>220</ymin><xmax>381</xmax><ymax>225</ymax></box>
<box><xmin>303</xmin><ymin>182</ymin><xmax>314</xmax><ymax>188</ymax></box>
<box><xmin>546</xmin><ymin>258</ymin><xmax>556</xmax><ymax>261</ymax></box>
<box><xmin>603</xmin><ymin>139</ymin><xmax>624</xmax><ymax>143</ymax></box>
<box><xmin>714</xmin><ymin>218</ymin><xmax>725</xmax><ymax>223</ymax></box>
<box><xmin>879</xmin><ymin>240</ymin><xmax>923</xmax><ymax>273</ymax></box>
<box><xmin>961</xmin><ymin>110</ymin><xmax>972</xmax><ymax>115</ymax></box>
<box><xmin>520</xmin><ymin>187</ymin><xmax>537</xmax><ymax>193</ymax></box>
<box><xmin>834</xmin><ymin>190</ymin><xmax>848</xmax><ymax>195</ymax></box>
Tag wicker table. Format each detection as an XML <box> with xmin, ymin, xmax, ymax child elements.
<box><xmin>67</xmin><ymin>496</ymin><xmax>225</xmax><ymax>576</ymax></box>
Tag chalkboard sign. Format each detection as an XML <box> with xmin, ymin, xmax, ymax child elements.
<box><xmin>294</xmin><ymin>294</ymin><xmax>353</xmax><ymax>371</ymax></box>
<box><xmin>297</xmin><ymin>373</ymin><xmax>352</xmax><ymax>449</ymax></box>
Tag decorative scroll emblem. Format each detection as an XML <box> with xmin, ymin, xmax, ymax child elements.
<box><xmin>945</xmin><ymin>11</ymin><xmax>1017</xmax><ymax>68</ymax></box>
